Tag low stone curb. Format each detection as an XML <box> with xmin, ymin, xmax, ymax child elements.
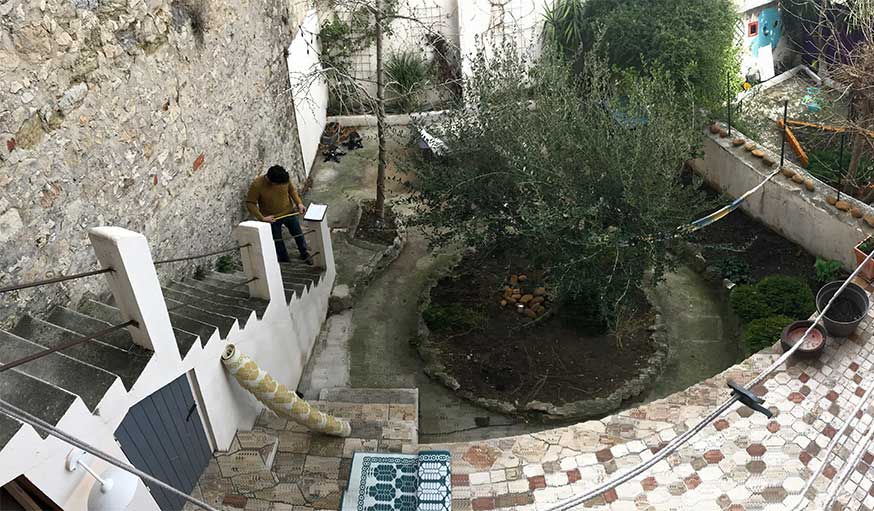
<box><xmin>329</xmin><ymin>200</ymin><xmax>408</xmax><ymax>313</ymax></box>
<box><xmin>415</xmin><ymin>258</ymin><xmax>670</xmax><ymax>421</ymax></box>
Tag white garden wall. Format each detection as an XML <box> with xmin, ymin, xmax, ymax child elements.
<box><xmin>289</xmin><ymin>10</ymin><xmax>330</xmax><ymax>178</ymax></box>
<box><xmin>698</xmin><ymin>128</ymin><xmax>873</xmax><ymax>270</ymax></box>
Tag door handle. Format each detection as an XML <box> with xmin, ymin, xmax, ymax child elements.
<box><xmin>186</xmin><ymin>403</ymin><xmax>197</xmax><ymax>422</ymax></box>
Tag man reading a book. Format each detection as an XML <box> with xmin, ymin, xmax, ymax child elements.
<box><xmin>246</xmin><ymin>165</ymin><xmax>312</xmax><ymax>265</ymax></box>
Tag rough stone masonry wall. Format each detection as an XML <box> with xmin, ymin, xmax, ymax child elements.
<box><xmin>0</xmin><ymin>0</ymin><xmax>312</xmax><ymax>325</ymax></box>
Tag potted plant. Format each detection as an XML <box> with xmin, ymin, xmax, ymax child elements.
<box><xmin>780</xmin><ymin>320</ymin><xmax>827</xmax><ymax>358</ymax></box>
<box><xmin>854</xmin><ymin>236</ymin><xmax>874</xmax><ymax>281</ymax></box>
<box><xmin>816</xmin><ymin>281</ymin><xmax>870</xmax><ymax>337</ymax></box>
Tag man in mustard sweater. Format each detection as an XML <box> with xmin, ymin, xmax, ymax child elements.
<box><xmin>246</xmin><ymin>165</ymin><xmax>312</xmax><ymax>265</ymax></box>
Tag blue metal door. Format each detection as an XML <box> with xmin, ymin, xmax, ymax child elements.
<box><xmin>115</xmin><ymin>373</ymin><xmax>212</xmax><ymax>510</ymax></box>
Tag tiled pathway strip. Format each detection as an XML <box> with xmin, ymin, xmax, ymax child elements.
<box><xmin>422</xmin><ymin>285</ymin><xmax>874</xmax><ymax>511</ymax></box>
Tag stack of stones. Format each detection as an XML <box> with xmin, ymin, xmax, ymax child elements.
<box><xmin>499</xmin><ymin>274</ymin><xmax>548</xmax><ymax>319</ymax></box>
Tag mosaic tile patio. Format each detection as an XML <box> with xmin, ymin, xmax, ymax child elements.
<box><xmin>191</xmin><ymin>282</ymin><xmax>874</xmax><ymax>510</ymax></box>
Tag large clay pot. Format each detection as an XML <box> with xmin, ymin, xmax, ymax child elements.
<box><xmin>816</xmin><ymin>281</ymin><xmax>869</xmax><ymax>337</ymax></box>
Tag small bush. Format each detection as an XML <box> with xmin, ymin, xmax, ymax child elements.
<box><xmin>814</xmin><ymin>258</ymin><xmax>842</xmax><ymax>284</ymax></box>
<box><xmin>756</xmin><ymin>276</ymin><xmax>815</xmax><ymax>320</ymax></box>
<box><xmin>215</xmin><ymin>255</ymin><xmax>236</xmax><ymax>274</ymax></box>
<box><xmin>423</xmin><ymin>304</ymin><xmax>485</xmax><ymax>333</ymax></box>
<box><xmin>742</xmin><ymin>315</ymin><xmax>793</xmax><ymax>354</ymax></box>
<box><xmin>559</xmin><ymin>291</ymin><xmax>609</xmax><ymax>336</ymax></box>
<box><xmin>716</xmin><ymin>257</ymin><xmax>753</xmax><ymax>284</ymax></box>
<box><xmin>730</xmin><ymin>285</ymin><xmax>773</xmax><ymax>323</ymax></box>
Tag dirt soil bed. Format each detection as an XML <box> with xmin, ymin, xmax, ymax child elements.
<box><xmin>689</xmin><ymin>197</ymin><xmax>828</xmax><ymax>290</ymax></box>
<box><xmin>355</xmin><ymin>200</ymin><xmax>399</xmax><ymax>245</ymax></box>
<box><xmin>424</xmin><ymin>251</ymin><xmax>657</xmax><ymax>408</ymax></box>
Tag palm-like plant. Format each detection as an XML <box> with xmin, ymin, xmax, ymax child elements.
<box><xmin>543</xmin><ymin>0</ymin><xmax>587</xmax><ymax>57</ymax></box>
<box><xmin>385</xmin><ymin>51</ymin><xmax>431</xmax><ymax>112</ymax></box>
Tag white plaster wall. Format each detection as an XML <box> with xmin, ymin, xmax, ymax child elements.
<box><xmin>700</xmin><ymin>130</ymin><xmax>871</xmax><ymax>270</ymax></box>
<box><xmin>289</xmin><ymin>10</ymin><xmax>330</xmax><ymax>178</ymax></box>
<box><xmin>0</xmin><ymin>223</ymin><xmax>336</xmax><ymax>509</ymax></box>
<box><xmin>458</xmin><ymin>0</ymin><xmax>549</xmax><ymax>77</ymax></box>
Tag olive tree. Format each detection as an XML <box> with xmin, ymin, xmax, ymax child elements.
<box><xmin>406</xmin><ymin>46</ymin><xmax>709</xmax><ymax>332</ymax></box>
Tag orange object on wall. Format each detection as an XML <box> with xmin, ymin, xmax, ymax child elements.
<box><xmin>777</xmin><ymin>119</ymin><xmax>810</xmax><ymax>168</ymax></box>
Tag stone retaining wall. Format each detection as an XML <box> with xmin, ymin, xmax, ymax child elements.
<box><xmin>696</xmin><ymin>126</ymin><xmax>874</xmax><ymax>270</ymax></box>
<box><xmin>0</xmin><ymin>0</ymin><xmax>308</xmax><ymax>324</ymax></box>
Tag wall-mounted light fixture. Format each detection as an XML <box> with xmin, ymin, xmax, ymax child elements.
<box><xmin>66</xmin><ymin>449</ymin><xmax>139</xmax><ymax>511</ymax></box>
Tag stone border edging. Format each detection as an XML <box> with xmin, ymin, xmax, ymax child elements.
<box><xmin>329</xmin><ymin>200</ymin><xmax>408</xmax><ymax>313</ymax></box>
<box><xmin>414</xmin><ymin>257</ymin><xmax>669</xmax><ymax>420</ymax></box>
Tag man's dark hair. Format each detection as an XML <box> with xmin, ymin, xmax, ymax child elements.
<box><xmin>266</xmin><ymin>165</ymin><xmax>290</xmax><ymax>184</ymax></box>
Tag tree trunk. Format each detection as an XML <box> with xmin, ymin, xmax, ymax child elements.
<box><xmin>374</xmin><ymin>0</ymin><xmax>387</xmax><ymax>220</ymax></box>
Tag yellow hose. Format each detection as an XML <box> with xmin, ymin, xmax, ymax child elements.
<box><xmin>221</xmin><ymin>344</ymin><xmax>352</xmax><ymax>437</ymax></box>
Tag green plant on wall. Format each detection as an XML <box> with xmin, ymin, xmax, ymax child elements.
<box><xmin>386</xmin><ymin>51</ymin><xmax>431</xmax><ymax>112</ymax></box>
<box><xmin>814</xmin><ymin>257</ymin><xmax>842</xmax><ymax>284</ymax></box>
<box><xmin>215</xmin><ymin>255</ymin><xmax>236</xmax><ymax>274</ymax></box>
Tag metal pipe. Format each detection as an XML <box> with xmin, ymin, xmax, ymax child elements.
<box><xmin>779</xmin><ymin>99</ymin><xmax>788</xmax><ymax>167</ymax></box>
<box><xmin>727</xmin><ymin>74</ymin><xmax>732</xmax><ymax>137</ymax></box>
<box><xmin>0</xmin><ymin>268</ymin><xmax>113</xmax><ymax>295</ymax></box>
<box><xmin>0</xmin><ymin>320</ymin><xmax>137</xmax><ymax>373</ymax></box>
<box><xmin>154</xmin><ymin>244</ymin><xmax>252</xmax><ymax>266</ymax></box>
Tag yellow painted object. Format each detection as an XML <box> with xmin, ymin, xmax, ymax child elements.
<box><xmin>221</xmin><ymin>344</ymin><xmax>352</xmax><ymax>437</ymax></box>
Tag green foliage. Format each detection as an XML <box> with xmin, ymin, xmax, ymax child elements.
<box><xmin>423</xmin><ymin>304</ymin><xmax>486</xmax><ymax>333</ymax></box>
<box><xmin>563</xmin><ymin>0</ymin><xmax>739</xmax><ymax>108</ymax></box>
<box><xmin>715</xmin><ymin>257</ymin><xmax>753</xmax><ymax>285</ymax></box>
<box><xmin>815</xmin><ymin>257</ymin><xmax>843</xmax><ymax>284</ymax></box>
<box><xmin>558</xmin><ymin>290</ymin><xmax>610</xmax><ymax>336</ymax></box>
<box><xmin>807</xmin><ymin>147</ymin><xmax>874</xmax><ymax>188</ymax></box>
<box><xmin>742</xmin><ymin>315</ymin><xmax>794</xmax><ymax>354</ymax></box>
<box><xmin>730</xmin><ymin>285</ymin><xmax>774</xmax><ymax>323</ymax></box>
<box><xmin>860</xmin><ymin>236</ymin><xmax>874</xmax><ymax>254</ymax></box>
<box><xmin>406</xmin><ymin>45</ymin><xmax>709</xmax><ymax>327</ymax></box>
<box><xmin>756</xmin><ymin>275</ymin><xmax>816</xmax><ymax>320</ymax></box>
<box><xmin>215</xmin><ymin>255</ymin><xmax>236</xmax><ymax>274</ymax></box>
<box><xmin>543</xmin><ymin>0</ymin><xmax>587</xmax><ymax>58</ymax></box>
<box><xmin>386</xmin><ymin>51</ymin><xmax>431</xmax><ymax>112</ymax></box>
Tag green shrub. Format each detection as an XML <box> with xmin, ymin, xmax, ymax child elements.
<box><xmin>742</xmin><ymin>315</ymin><xmax>794</xmax><ymax>354</ymax></box>
<box><xmin>559</xmin><ymin>290</ymin><xmax>610</xmax><ymax>336</ymax></box>
<box><xmin>808</xmin><ymin>147</ymin><xmax>874</xmax><ymax>188</ymax></box>
<box><xmin>386</xmin><ymin>51</ymin><xmax>431</xmax><ymax>112</ymax></box>
<box><xmin>716</xmin><ymin>257</ymin><xmax>753</xmax><ymax>285</ymax></box>
<box><xmin>814</xmin><ymin>257</ymin><xmax>842</xmax><ymax>284</ymax></box>
<box><xmin>730</xmin><ymin>285</ymin><xmax>773</xmax><ymax>323</ymax></box>
<box><xmin>423</xmin><ymin>304</ymin><xmax>486</xmax><ymax>333</ymax></box>
<box><xmin>215</xmin><ymin>255</ymin><xmax>236</xmax><ymax>273</ymax></box>
<box><xmin>756</xmin><ymin>276</ymin><xmax>815</xmax><ymax>320</ymax></box>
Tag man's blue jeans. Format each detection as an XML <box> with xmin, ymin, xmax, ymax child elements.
<box><xmin>271</xmin><ymin>215</ymin><xmax>309</xmax><ymax>263</ymax></box>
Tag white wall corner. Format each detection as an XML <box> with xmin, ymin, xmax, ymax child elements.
<box><xmin>234</xmin><ymin>221</ymin><xmax>286</xmax><ymax>304</ymax></box>
<box><xmin>305</xmin><ymin>214</ymin><xmax>335</xmax><ymax>279</ymax></box>
<box><xmin>88</xmin><ymin>227</ymin><xmax>180</xmax><ymax>360</ymax></box>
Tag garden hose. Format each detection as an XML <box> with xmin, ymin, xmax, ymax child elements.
<box><xmin>221</xmin><ymin>344</ymin><xmax>352</xmax><ymax>437</ymax></box>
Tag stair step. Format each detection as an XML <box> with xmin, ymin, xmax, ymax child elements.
<box><xmin>280</xmin><ymin>273</ymin><xmax>318</xmax><ymax>288</ymax></box>
<box><xmin>10</xmin><ymin>316</ymin><xmax>151</xmax><ymax>390</ymax></box>
<box><xmin>0</xmin><ymin>368</ymin><xmax>78</xmax><ymax>438</ymax></box>
<box><xmin>187</xmin><ymin>277</ymin><xmax>252</xmax><ymax>299</ymax></box>
<box><xmin>318</xmin><ymin>388</ymin><xmax>419</xmax><ymax>406</ymax></box>
<box><xmin>0</xmin><ymin>330</ymin><xmax>119</xmax><ymax>412</ymax></box>
<box><xmin>49</xmin><ymin>306</ymin><xmax>199</xmax><ymax>359</ymax></box>
<box><xmin>164</xmin><ymin>298</ymin><xmax>236</xmax><ymax>339</ymax></box>
<box><xmin>162</xmin><ymin>288</ymin><xmax>253</xmax><ymax>327</ymax></box>
<box><xmin>202</xmin><ymin>271</ymin><xmax>250</xmax><ymax>285</ymax></box>
<box><xmin>170</xmin><ymin>280</ymin><xmax>268</xmax><ymax>318</ymax></box>
<box><xmin>81</xmin><ymin>299</ymin><xmax>215</xmax><ymax>349</ymax></box>
<box><xmin>0</xmin><ymin>415</ymin><xmax>22</xmax><ymax>451</ymax></box>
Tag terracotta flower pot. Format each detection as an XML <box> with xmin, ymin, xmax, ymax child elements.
<box><xmin>855</xmin><ymin>237</ymin><xmax>874</xmax><ymax>281</ymax></box>
<box><xmin>780</xmin><ymin>320</ymin><xmax>827</xmax><ymax>358</ymax></box>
